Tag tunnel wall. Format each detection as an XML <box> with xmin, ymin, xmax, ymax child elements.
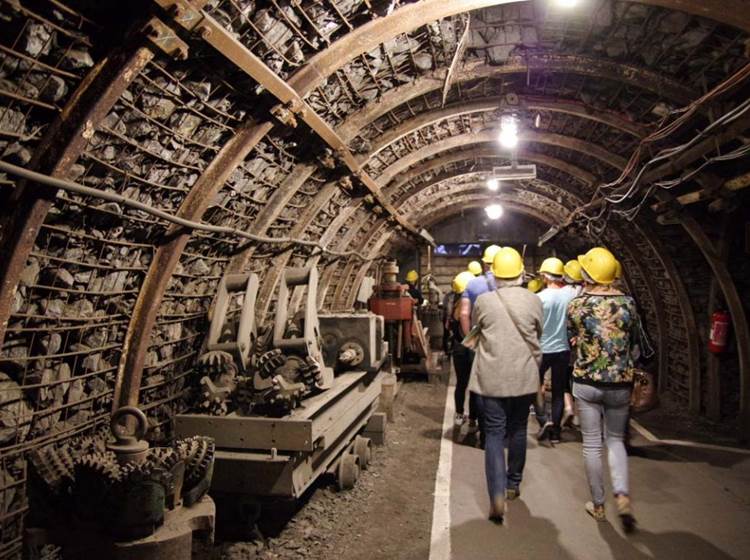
<box><xmin>0</xmin><ymin>1</ymin><xmax>748</xmax><ymax>556</ymax></box>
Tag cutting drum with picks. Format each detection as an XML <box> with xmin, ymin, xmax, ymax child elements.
<box><xmin>176</xmin><ymin>266</ymin><xmax>388</xmax><ymax>509</ymax></box>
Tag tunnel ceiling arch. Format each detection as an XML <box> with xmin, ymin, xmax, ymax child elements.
<box><xmin>0</xmin><ymin>0</ymin><xmax>749</xmax><ymax>548</ymax></box>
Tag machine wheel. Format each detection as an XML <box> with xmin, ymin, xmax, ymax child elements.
<box><xmin>353</xmin><ymin>436</ymin><xmax>372</xmax><ymax>470</ymax></box>
<box><xmin>337</xmin><ymin>453</ymin><xmax>360</xmax><ymax>491</ymax></box>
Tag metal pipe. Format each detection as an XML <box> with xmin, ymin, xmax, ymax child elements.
<box><xmin>0</xmin><ymin>160</ymin><xmax>374</xmax><ymax>262</ymax></box>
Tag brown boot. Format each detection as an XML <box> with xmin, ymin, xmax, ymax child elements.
<box><xmin>489</xmin><ymin>495</ymin><xmax>506</xmax><ymax>524</ymax></box>
<box><xmin>615</xmin><ymin>494</ymin><xmax>636</xmax><ymax>533</ymax></box>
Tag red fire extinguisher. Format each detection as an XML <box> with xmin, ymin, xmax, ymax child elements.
<box><xmin>708</xmin><ymin>310</ymin><xmax>731</xmax><ymax>354</ymax></box>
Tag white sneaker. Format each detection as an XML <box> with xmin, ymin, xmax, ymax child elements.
<box><xmin>467</xmin><ymin>419</ymin><xmax>479</xmax><ymax>434</ymax></box>
<box><xmin>454</xmin><ymin>413</ymin><xmax>466</xmax><ymax>427</ymax></box>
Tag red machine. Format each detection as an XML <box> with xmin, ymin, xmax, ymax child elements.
<box><xmin>708</xmin><ymin>310</ymin><xmax>731</xmax><ymax>354</ymax></box>
<box><xmin>368</xmin><ymin>262</ymin><xmax>429</xmax><ymax>367</ymax></box>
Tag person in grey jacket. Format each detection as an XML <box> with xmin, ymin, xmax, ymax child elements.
<box><xmin>469</xmin><ymin>247</ymin><xmax>543</xmax><ymax>524</ymax></box>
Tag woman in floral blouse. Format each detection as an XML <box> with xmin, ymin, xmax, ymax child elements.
<box><xmin>567</xmin><ymin>247</ymin><xmax>640</xmax><ymax>533</ymax></box>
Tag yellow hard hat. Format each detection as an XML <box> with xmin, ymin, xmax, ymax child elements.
<box><xmin>578</xmin><ymin>247</ymin><xmax>618</xmax><ymax>285</ymax></box>
<box><xmin>491</xmin><ymin>247</ymin><xmax>524</xmax><ymax>279</ymax></box>
<box><xmin>563</xmin><ymin>260</ymin><xmax>583</xmax><ymax>283</ymax></box>
<box><xmin>452</xmin><ymin>271</ymin><xmax>475</xmax><ymax>294</ymax></box>
<box><xmin>527</xmin><ymin>278</ymin><xmax>544</xmax><ymax>293</ymax></box>
<box><xmin>468</xmin><ymin>260</ymin><xmax>483</xmax><ymax>276</ymax></box>
<box><xmin>406</xmin><ymin>270</ymin><xmax>419</xmax><ymax>283</ymax></box>
<box><xmin>614</xmin><ymin>259</ymin><xmax>623</xmax><ymax>280</ymax></box>
<box><xmin>482</xmin><ymin>244</ymin><xmax>502</xmax><ymax>264</ymax></box>
<box><xmin>539</xmin><ymin>257</ymin><xmax>564</xmax><ymax>276</ymax></box>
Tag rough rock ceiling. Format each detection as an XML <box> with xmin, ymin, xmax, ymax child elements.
<box><xmin>0</xmin><ymin>1</ymin><xmax>748</xmax><ymax>555</ymax></box>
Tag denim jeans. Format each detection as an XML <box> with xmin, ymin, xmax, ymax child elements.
<box><xmin>533</xmin><ymin>351</ymin><xmax>570</xmax><ymax>435</ymax></box>
<box><xmin>476</xmin><ymin>393</ymin><xmax>534</xmax><ymax>501</ymax></box>
<box><xmin>572</xmin><ymin>382</ymin><xmax>632</xmax><ymax>505</ymax></box>
<box><xmin>452</xmin><ymin>347</ymin><xmax>477</xmax><ymax>420</ymax></box>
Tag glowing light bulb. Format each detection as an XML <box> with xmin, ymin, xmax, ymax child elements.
<box><xmin>485</xmin><ymin>204</ymin><xmax>504</xmax><ymax>220</ymax></box>
<box><xmin>555</xmin><ymin>0</ymin><xmax>579</xmax><ymax>7</ymax></box>
<box><xmin>487</xmin><ymin>178</ymin><xmax>500</xmax><ymax>191</ymax></box>
<box><xmin>499</xmin><ymin>130</ymin><xmax>518</xmax><ymax>149</ymax></box>
<box><xmin>499</xmin><ymin>114</ymin><xmax>519</xmax><ymax>149</ymax></box>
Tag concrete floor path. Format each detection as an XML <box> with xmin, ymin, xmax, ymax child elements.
<box><xmin>430</xmin><ymin>385</ymin><xmax>750</xmax><ymax>560</ymax></box>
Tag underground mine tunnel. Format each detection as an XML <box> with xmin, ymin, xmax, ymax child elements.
<box><xmin>0</xmin><ymin>0</ymin><xmax>749</xmax><ymax>558</ymax></box>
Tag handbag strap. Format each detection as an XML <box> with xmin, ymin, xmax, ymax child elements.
<box><xmin>494</xmin><ymin>290</ymin><xmax>536</xmax><ymax>363</ymax></box>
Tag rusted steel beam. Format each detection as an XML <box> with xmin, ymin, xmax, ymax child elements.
<box><xmin>362</xmin><ymin>96</ymin><xmax>647</xmax><ymax>160</ymax></box>
<box><xmin>154</xmin><ymin>0</ymin><xmax>421</xmax><ymax>239</ymax></box>
<box><xmin>339</xmin><ymin>55</ymin><xmax>697</xmax><ymax>140</ymax></box>
<box><xmin>113</xmin><ymin>120</ymin><xmax>273</xmax><ymax>411</ymax></box>
<box><xmin>374</xmin><ymin>130</ymin><xmax>627</xmax><ymax>186</ymax></box>
<box><xmin>632</xmin><ymin>0</ymin><xmax>750</xmax><ymax>33</ymax></box>
<box><xmin>251</xmin><ymin>181</ymin><xmax>341</xmax><ymax>318</ymax></box>
<box><xmin>0</xmin><ymin>45</ymin><xmax>154</xmax><ymax>347</ymax></box>
<box><xmin>656</xmin><ymin>193</ymin><xmax>750</xmax><ymax>435</ymax></box>
<box><xmin>389</xmin><ymin>153</ymin><xmax>597</xmax><ymax>204</ymax></box>
<box><xmin>287</xmin><ymin>0</ymin><xmax>743</xmax><ymax>95</ymax></box>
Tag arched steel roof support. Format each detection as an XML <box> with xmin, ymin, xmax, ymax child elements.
<box><xmin>362</xmin><ymin>95</ymin><xmax>648</xmax><ymax>161</ymax></box>
<box><xmin>0</xmin><ymin>45</ymin><xmax>154</xmax><ymax>346</ymax></box>
<box><xmin>374</xmin><ymin>130</ymin><xmax>628</xmax><ymax>186</ymax></box>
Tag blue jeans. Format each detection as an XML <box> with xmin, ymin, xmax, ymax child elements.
<box><xmin>573</xmin><ymin>383</ymin><xmax>632</xmax><ymax>505</ymax></box>
<box><xmin>477</xmin><ymin>393</ymin><xmax>534</xmax><ymax>501</ymax></box>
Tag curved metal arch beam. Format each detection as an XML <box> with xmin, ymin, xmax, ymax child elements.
<box><xmin>344</xmin><ymin>180</ymin><xmax>678</xmax><ymax>395</ymax></box>
<box><xmin>353</xmin><ymin>192</ymin><xmax>670</xmax><ymax>390</ymax></box>
<box><xmin>390</xmin><ymin>157</ymin><xmax>595</xmax><ymax>207</ymax></box>
<box><xmin>386</xmin><ymin>147</ymin><xmax>596</xmax><ymax>196</ymax></box>
<box><xmin>288</xmin><ymin>1</ymin><xmax>749</xmax><ymax>98</ymax></box>
<box><xmin>339</xmin><ymin>195</ymin><xmax>565</xmax><ymax>309</ymax></box>
<box><xmin>375</xmin><ymin>130</ymin><xmax>628</xmax><ymax>186</ymax></box>
<box><xmin>115</xmin><ymin>120</ymin><xmax>275</xmax><ymax>409</ymax></box>
<box><xmin>655</xmin><ymin>191</ymin><xmax>750</xmax><ymax>432</ymax></box>
<box><xmin>363</xmin><ymin>95</ymin><xmax>648</xmax><ymax>162</ymax></box>
<box><xmin>338</xmin><ymin>55</ymin><xmax>698</xmax><ymax>141</ymax></box>
<box><xmin>0</xmin><ymin>46</ymin><xmax>155</xmax><ymax>348</ymax></box>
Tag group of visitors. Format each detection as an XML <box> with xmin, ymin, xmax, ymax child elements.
<box><xmin>443</xmin><ymin>245</ymin><xmax>640</xmax><ymax>533</ymax></box>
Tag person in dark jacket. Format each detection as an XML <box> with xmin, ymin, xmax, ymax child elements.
<box><xmin>447</xmin><ymin>271</ymin><xmax>478</xmax><ymax>428</ymax></box>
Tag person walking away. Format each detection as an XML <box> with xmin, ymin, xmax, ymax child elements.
<box><xmin>563</xmin><ymin>260</ymin><xmax>584</xmax><ymax>297</ymax></box>
<box><xmin>534</xmin><ymin>257</ymin><xmax>576</xmax><ymax>444</ymax></box>
<box><xmin>468</xmin><ymin>260</ymin><xmax>483</xmax><ymax>276</ymax></box>
<box><xmin>405</xmin><ymin>269</ymin><xmax>424</xmax><ymax>306</ymax></box>
<box><xmin>561</xmin><ymin>259</ymin><xmax>585</xmax><ymax>425</ymax></box>
<box><xmin>448</xmin><ymin>271</ymin><xmax>479</xmax><ymax>428</ymax></box>
<box><xmin>568</xmin><ymin>247</ymin><xmax>640</xmax><ymax>533</ymax></box>
<box><xmin>469</xmin><ymin>247</ymin><xmax>542</xmax><ymax>523</ymax></box>
<box><xmin>459</xmin><ymin>245</ymin><xmax>501</xmax><ymax>437</ymax></box>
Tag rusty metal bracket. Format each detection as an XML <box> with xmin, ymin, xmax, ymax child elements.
<box><xmin>152</xmin><ymin>0</ymin><xmax>426</xmax><ymax>243</ymax></box>
<box><xmin>144</xmin><ymin>17</ymin><xmax>189</xmax><ymax>60</ymax></box>
<box><xmin>270</xmin><ymin>99</ymin><xmax>306</xmax><ymax>128</ymax></box>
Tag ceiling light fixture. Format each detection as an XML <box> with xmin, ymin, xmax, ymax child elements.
<box><xmin>499</xmin><ymin>114</ymin><xmax>519</xmax><ymax>149</ymax></box>
<box><xmin>487</xmin><ymin>178</ymin><xmax>500</xmax><ymax>191</ymax></box>
<box><xmin>485</xmin><ymin>204</ymin><xmax>504</xmax><ymax>220</ymax></box>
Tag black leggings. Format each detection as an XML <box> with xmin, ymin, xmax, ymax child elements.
<box><xmin>534</xmin><ymin>351</ymin><xmax>571</xmax><ymax>431</ymax></box>
<box><xmin>453</xmin><ymin>348</ymin><xmax>477</xmax><ymax>420</ymax></box>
